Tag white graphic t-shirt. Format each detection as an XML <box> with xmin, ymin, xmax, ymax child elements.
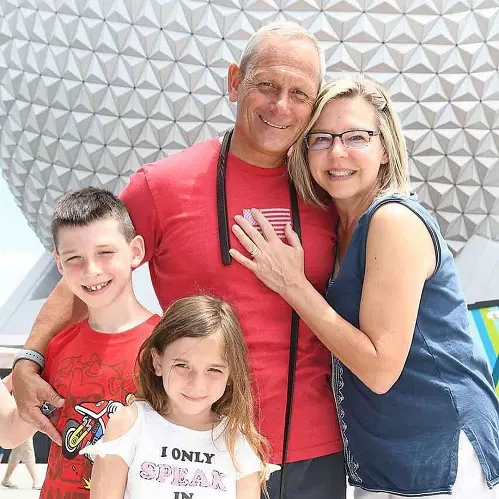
<box><xmin>84</xmin><ymin>401</ymin><xmax>262</xmax><ymax>499</ymax></box>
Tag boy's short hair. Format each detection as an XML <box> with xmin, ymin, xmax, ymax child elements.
<box><xmin>51</xmin><ymin>187</ymin><xmax>136</xmax><ymax>251</ymax></box>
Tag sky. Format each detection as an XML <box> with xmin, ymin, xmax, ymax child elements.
<box><xmin>0</xmin><ymin>175</ymin><xmax>45</xmax><ymax>307</ymax></box>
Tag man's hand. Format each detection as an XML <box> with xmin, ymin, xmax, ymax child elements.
<box><xmin>12</xmin><ymin>360</ymin><xmax>64</xmax><ymax>445</ymax></box>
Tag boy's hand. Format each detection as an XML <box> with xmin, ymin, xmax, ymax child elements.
<box><xmin>12</xmin><ymin>360</ymin><xmax>64</xmax><ymax>445</ymax></box>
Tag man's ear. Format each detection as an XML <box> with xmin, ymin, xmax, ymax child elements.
<box><xmin>130</xmin><ymin>235</ymin><xmax>145</xmax><ymax>269</ymax></box>
<box><xmin>53</xmin><ymin>251</ymin><xmax>64</xmax><ymax>275</ymax></box>
<box><xmin>151</xmin><ymin>349</ymin><xmax>163</xmax><ymax>377</ymax></box>
<box><xmin>227</xmin><ymin>63</ymin><xmax>243</xmax><ymax>103</ymax></box>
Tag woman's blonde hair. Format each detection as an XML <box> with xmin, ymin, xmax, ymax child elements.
<box><xmin>289</xmin><ymin>75</ymin><xmax>411</xmax><ymax>208</ymax></box>
<box><xmin>135</xmin><ymin>295</ymin><xmax>268</xmax><ymax>489</ymax></box>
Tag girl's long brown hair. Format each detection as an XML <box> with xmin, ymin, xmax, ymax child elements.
<box><xmin>135</xmin><ymin>295</ymin><xmax>269</xmax><ymax>488</ymax></box>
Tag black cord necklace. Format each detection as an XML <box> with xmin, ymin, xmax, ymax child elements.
<box><xmin>215</xmin><ymin>129</ymin><xmax>301</xmax><ymax>498</ymax></box>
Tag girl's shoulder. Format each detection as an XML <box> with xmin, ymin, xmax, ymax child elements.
<box><xmin>105</xmin><ymin>403</ymin><xmax>139</xmax><ymax>441</ymax></box>
<box><xmin>79</xmin><ymin>402</ymin><xmax>144</xmax><ymax>464</ymax></box>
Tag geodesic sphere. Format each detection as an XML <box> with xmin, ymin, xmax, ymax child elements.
<box><xmin>1</xmin><ymin>0</ymin><xmax>498</xmax><ymax>252</ymax></box>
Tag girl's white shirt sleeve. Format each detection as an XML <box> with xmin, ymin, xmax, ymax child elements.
<box><xmin>234</xmin><ymin>432</ymin><xmax>263</xmax><ymax>480</ymax></box>
<box><xmin>79</xmin><ymin>407</ymin><xmax>142</xmax><ymax>467</ymax></box>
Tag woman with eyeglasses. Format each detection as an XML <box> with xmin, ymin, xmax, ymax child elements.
<box><xmin>228</xmin><ymin>76</ymin><xmax>499</xmax><ymax>498</ymax></box>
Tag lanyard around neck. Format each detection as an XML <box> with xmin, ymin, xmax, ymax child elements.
<box><xmin>216</xmin><ymin>128</ymin><xmax>302</xmax><ymax>264</ymax></box>
<box><xmin>215</xmin><ymin>128</ymin><xmax>301</xmax><ymax>497</ymax></box>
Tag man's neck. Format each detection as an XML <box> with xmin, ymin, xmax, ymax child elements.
<box><xmin>229</xmin><ymin>130</ymin><xmax>286</xmax><ymax>169</ymax></box>
<box><xmin>87</xmin><ymin>287</ymin><xmax>151</xmax><ymax>334</ymax></box>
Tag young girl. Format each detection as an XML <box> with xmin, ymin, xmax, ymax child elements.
<box><xmin>83</xmin><ymin>295</ymin><xmax>270</xmax><ymax>499</ymax></box>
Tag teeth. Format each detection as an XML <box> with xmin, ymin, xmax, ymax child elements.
<box><xmin>260</xmin><ymin>116</ymin><xmax>288</xmax><ymax>129</ymax></box>
<box><xmin>85</xmin><ymin>281</ymin><xmax>110</xmax><ymax>291</ymax></box>
<box><xmin>328</xmin><ymin>170</ymin><xmax>354</xmax><ymax>177</ymax></box>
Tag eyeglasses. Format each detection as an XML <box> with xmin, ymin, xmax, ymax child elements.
<box><xmin>305</xmin><ymin>130</ymin><xmax>380</xmax><ymax>150</ymax></box>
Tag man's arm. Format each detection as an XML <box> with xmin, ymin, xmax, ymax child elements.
<box><xmin>23</xmin><ymin>278</ymin><xmax>87</xmax><ymax>353</ymax></box>
<box><xmin>12</xmin><ymin>278</ymin><xmax>87</xmax><ymax>445</ymax></box>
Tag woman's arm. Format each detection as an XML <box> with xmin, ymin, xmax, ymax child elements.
<box><xmin>0</xmin><ymin>378</ymin><xmax>36</xmax><ymax>448</ymax></box>
<box><xmin>230</xmin><ymin>205</ymin><xmax>435</xmax><ymax>394</ymax></box>
<box><xmin>236</xmin><ymin>472</ymin><xmax>261</xmax><ymax>499</ymax></box>
<box><xmin>90</xmin><ymin>404</ymin><xmax>137</xmax><ymax>499</ymax></box>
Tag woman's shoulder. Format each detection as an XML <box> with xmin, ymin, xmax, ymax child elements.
<box><xmin>365</xmin><ymin>193</ymin><xmax>432</xmax><ymax>227</ymax></box>
<box><xmin>366</xmin><ymin>195</ymin><xmax>438</xmax><ymax>273</ymax></box>
<box><xmin>369</xmin><ymin>192</ymin><xmax>415</xmax><ymax>211</ymax></box>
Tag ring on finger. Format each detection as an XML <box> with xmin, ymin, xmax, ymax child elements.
<box><xmin>250</xmin><ymin>245</ymin><xmax>260</xmax><ymax>258</ymax></box>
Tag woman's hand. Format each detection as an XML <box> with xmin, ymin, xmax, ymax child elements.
<box><xmin>228</xmin><ymin>209</ymin><xmax>308</xmax><ymax>299</ymax></box>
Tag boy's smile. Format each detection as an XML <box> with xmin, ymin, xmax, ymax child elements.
<box><xmin>82</xmin><ymin>280</ymin><xmax>112</xmax><ymax>293</ymax></box>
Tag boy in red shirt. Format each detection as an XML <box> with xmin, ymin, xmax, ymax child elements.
<box><xmin>39</xmin><ymin>187</ymin><xmax>159</xmax><ymax>498</ymax></box>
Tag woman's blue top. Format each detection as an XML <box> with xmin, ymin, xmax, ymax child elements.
<box><xmin>326</xmin><ymin>194</ymin><xmax>499</xmax><ymax>496</ymax></box>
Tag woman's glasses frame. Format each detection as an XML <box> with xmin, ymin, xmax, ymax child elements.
<box><xmin>305</xmin><ymin>130</ymin><xmax>380</xmax><ymax>150</ymax></box>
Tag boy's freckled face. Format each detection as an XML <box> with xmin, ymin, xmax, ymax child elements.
<box><xmin>54</xmin><ymin>217</ymin><xmax>142</xmax><ymax>310</ymax></box>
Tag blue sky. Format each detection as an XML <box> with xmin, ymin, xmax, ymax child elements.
<box><xmin>0</xmin><ymin>176</ymin><xmax>45</xmax><ymax>306</ymax></box>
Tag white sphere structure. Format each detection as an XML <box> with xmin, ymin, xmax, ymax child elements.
<box><xmin>0</xmin><ymin>0</ymin><xmax>498</xmax><ymax>253</ymax></box>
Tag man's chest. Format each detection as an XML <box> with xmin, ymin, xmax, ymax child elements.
<box><xmin>154</xmin><ymin>175</ymin><xmax>334</xmax><ymax>288</ymax></box>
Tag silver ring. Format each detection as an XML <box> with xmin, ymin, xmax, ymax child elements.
<box><xmin>250</xmin><ymin>245</ymin><xmax>260</xmax><ymax>258</ymax></box>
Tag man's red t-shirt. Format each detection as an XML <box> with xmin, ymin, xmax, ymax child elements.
<box><xmin>40</xmin><ymin>316</ymin><xmax>159</xmax><ymax>498</ymax></box>
<box><xmin>120</xmin><ymin>139</ymin><xmax>342</xmax><ymax>463</ymax></box>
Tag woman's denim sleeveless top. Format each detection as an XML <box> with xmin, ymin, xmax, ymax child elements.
<box><xmin>326</xmin><ymin>194</ymin><xmax>499</xmax><ymax>496</ymax></box>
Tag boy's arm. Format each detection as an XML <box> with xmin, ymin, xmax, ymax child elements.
<box><xmin>12</xmin><ymin>278</ymin><xmax>87</xmax><ymax>445</ymax></box>
<box><xmin>0</xmin><ymin>378</ymin><xmax>36</xmax><ymax>448</ymax></box>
